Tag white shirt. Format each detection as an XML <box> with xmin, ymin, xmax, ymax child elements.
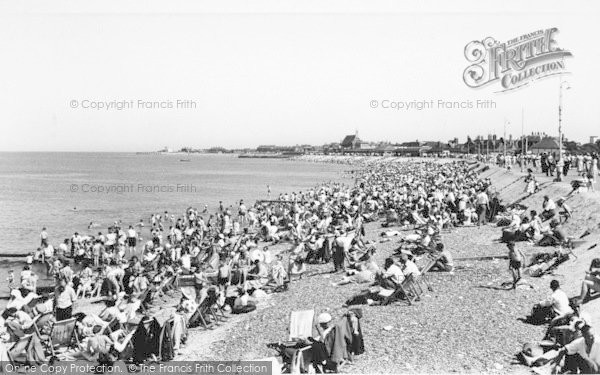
<box><xmin>180</xmin><ymin>254</ymin><xmax>191</xmax><ymax>270</ymax></box>
<box><xmin>565</xmin><ymin>334</ymin><xmax>600</xmax><ymax>371</ymax></box>
<box><xmin>384</xmin><ymin>264</ymin><xmax>405</xmax><ymax>284</ymax></box>
<box><xmin>402</xmin><ymin>260</ymin><xmax>421</xmax><ymax>278</ymax></box>
<box><xmin>44</xmin><ymin>245</ymin><xmax>55</xmax><ymax>257</ymax></box>
<box><xmin>544</xmin><ymin>199</ymin><xmax>556</xmax><ymax>211</ymax></box>
<box><xmin>541</xmin><ymin>289</ymin><xmax>573</xmax><ymax>316</ymax></box>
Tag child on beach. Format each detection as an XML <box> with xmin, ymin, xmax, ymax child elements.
<box><xmin>507</xmin><ymin>242</ymin><xmax>525</xmax><ymax>289</ymax></box>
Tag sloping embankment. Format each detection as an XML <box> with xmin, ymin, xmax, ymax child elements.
<box><xmin>479</xmin><ymin>164</ymin><xmax>600</xmax><ymax>324</ymax></box>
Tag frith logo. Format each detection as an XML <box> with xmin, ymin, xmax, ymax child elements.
<box><xmin>463</xmin><ymin>28</ymin><xmax>572</xmax><ymax>92</ymax></box>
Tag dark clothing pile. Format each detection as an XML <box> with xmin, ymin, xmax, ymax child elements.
<box><xmin>131</xmin><ymin>316</ymin><xmax>175</xmax><ymax>363</ymax></box>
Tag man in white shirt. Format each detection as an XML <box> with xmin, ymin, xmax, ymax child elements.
<box><xmin>555</xmin><ymin>323</ymin><xmax>600</xmax><ymax>373</ymax></box>
<box><xmin>475</xmin><ymin>190</ymin><xmax>489</xmax><ymax>226</ymax></box>
<box><xmin>399</xmin><ymin>254</ymin><xmax>421</xmax><ymax>278</ymax></box>
<box><xmin>378</xmin><ymin>258</ymin><xmax>405</xmax><ymax>289</ymax></box>
<box><xmin>534</xmin><ymin>279</ymin><xmax>573</xmax><ymax>323</ymax></box>
<box><xmin>126</xmin><ymin>225</ymin><xmax>137</xmax><ymax>254</ymax></box>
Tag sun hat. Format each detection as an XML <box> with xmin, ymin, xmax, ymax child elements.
<box><xmin>317</xmin><ymin>312</ymin><xmax>332</xmax><ymax>324</ymax></box>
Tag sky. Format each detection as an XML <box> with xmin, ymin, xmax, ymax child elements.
<box><xmin>0</xmin><ymin>0</ymin><xmax>599</xmax><ymax>151</ymax></box>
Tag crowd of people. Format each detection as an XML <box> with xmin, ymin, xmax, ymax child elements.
<box><xmin>1</xmin><ymin>153</ymin><xmax>596</xmax><ymax>372</ymax></box>
<box><xmin>0</xmin><ymin>158</ymin><xmax>494</xmax><ymax>370</ymax></box>
<box><xmin>491</xmin><ymin>151</ymin><xmax>599</xmax><ymax>190</ymax></box>
<box><xmin>484</xmin><ymin>154</ymin><xmax>600</xmax><ymax>372</ymax></box>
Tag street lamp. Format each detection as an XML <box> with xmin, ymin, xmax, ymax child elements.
<box><xmin>557</xmin><ymin>78</ymin><xmax>570</xmax><ymax>182</ymax></box>
<box><xmin>504</xmin><ymin>119</ymin><xmax>509</xmax><ymax>164</ymax></box>
<box><xmin>558</xmin><ymin>78</ymin><xmax>571</xmax><ymax>158</ymax></box>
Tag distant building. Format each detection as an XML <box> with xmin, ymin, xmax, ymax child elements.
<box><xmin>341</xmin><ymin>131</ymin><xmax>362</xmax><ymax>149</ymax></box>
<box><xmin>530</xmin><ymin>137</ymin><xmax>560</xmax><ymax>154</ymax></box>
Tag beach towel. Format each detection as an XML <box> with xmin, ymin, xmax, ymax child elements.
<box><xmin>289</xmin><ymin>310</ymin><xmax>314</xmax><ymax>341</ymax></box>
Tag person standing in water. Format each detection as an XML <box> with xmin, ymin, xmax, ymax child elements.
<box><xmin>267</xmin><ymin>185</ymin><xmax>271</xmax><ymax>198</ymax></box>
<box><xmin>40</xmin><ymin>227</ymin><xmax>48</xmax><ymax>248</ymax></box>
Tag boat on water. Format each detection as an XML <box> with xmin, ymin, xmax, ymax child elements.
<box><xmin>180</xmin><ymin>159</ymin><xmax>191</xmax><ymax>162</ymax></box>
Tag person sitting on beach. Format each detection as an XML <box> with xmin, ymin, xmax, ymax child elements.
<box><xmin>21</xmin><ymin>271</ymin><xmax>38</xmax><ymax>295</ymax></box>
<box><xmin>6</xmin><ymin>288</ymin><xmax>38</xmax><ymax>311</ymax></box>
<box><xmin>431</xmin><ymin>243</ymin><xmax>454</xmax><ymax>272</ymax></box>
<box><xmin>271</xmin><ymin>255</ymin><xmax>287</xmax><ymax>287</ymax></box>
<box><xmin>143</xmin><ymin>247</ymin><xmax>158</xmax><ymax>264</ymax></box>
<box><xmin>538</xmin><ymin>219</ymin><xmax>567</xmax><ymax>247</ymax></box>
<box><xmin>2</xmin><ymin>307</ymin><xmax>34</xmax><ymax>339</ymax></box>
<box><xmin>399</xmin><ymin>254</ymin><xmax>421</xmax><ymax>279</ymax></box>
<box><xmin>31</xmin><ymin>294</ymin><xmax>55</xmax><ymax>335</ymax></box>
<box><xmin>311</xmin><ymin>312</ymin><xmax>337</xmax><ymax>373</ymax></box>
<box><xmin>376</xmin><ymin>258</ymin><xmax>404</xmax><ymax>290</ymax></box>
<box><xmin>100</xmin><ymin>270</ymin><xmax>121</xmax><ymax>301</ymax></box>
<box><xmin>331</xmin><ymin>263</ymin><xmax>375</xmax><ymax>287</ymax></box>
<box><xmin>232</xmin><ymin>288</ymin><xmax>257</xmax><ymax>314</ymax></box>
<box><xmin>531</xmin><ymin>279</ymin><xmax>573</xmax><ymax>325</ymax></box>
<box><xmin>541</xmin><ymin>195</ymin><xmax>557</xmax><ymax>221</ymax></box>
<box><xmin>289</xmin><ymin>254</ymin><xmax>307</xmax><ymax>281</ymax></box>
<box><xmin>578</xmin><ymin>258</ymin><xmax>600</xmax><ymax>305</ymax></box>
<box><xmin>557</xmin><ymin>198</ymin><xmax>573</xmax><ymax>223</ymax></box>
<box><xmin>506</xmin><ymin>212</ymin><xmax>522</xmax><ymax>232</ymax></box>
<box><xmin>130</xmin><ymin>270</ymin><xmax>149</xmax><ymax>298</ymax></box>
<box><xmin>99</xmin><ymin>298</ymin><xmax>125</xmax><ymax>323</ymax></box>
<box><xmin>526</xmin><ymin>210</ymin><xmax>543</xmax><ymax>240</ymax></box>
<box><xmin>77</xmin><ymin>262</ymin><xmax>94</xmax><ymax>298</ymax></box>
<box><xmin>551</xmin><ymin>321</ymin><xmax>600</xmax><ymax>373</ymax></box>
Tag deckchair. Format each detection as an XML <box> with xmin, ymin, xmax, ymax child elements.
<box><xmin>100</xmin><ymin>316</ymin><xmax>126</xmax><ymax>336</ymax></box>
<box><xmin>44</xmin><ymin>318</ymin><xmax>79</xmax><ymax>356</ymax></box>
<box><xmin>154</xmin><ymin>274</ymin><xmax>180</xmax><ymax>299</ymax></box>
<box><xmin>381</xmin><ymin>274</ymin><xmax>420</xmax><ymax>306</ymax></box>
<box><xmin>287</xmin><ymin>310</ymin><xmax>315</xmax><ymax>373</ymax></box>
<box><xmin>199</xmin><ymin>294</ymin><xmax>223</xmax><ymax>324</ymax></box>
<box><xmin>189</xmin><ymin>303</ymin><xmax>210</xmax><ymax>329</ymax></box>
<box><xmin>7</xmin><ymin>334</ymin><xmax>34</xmax><ymax>365</ymax></box>
<box><xmin>32</xmin><ymin>311</ymin><xmax>54</xmax><ymax>338</ymax></box>
<box><xmin>418</xmin><ymin>253</ymin><xmax>443</xmax><ymax>292</ymax></box>
<box><xmin>136</xmin><ymin>286</ymin><xmax>155</xmax><ymax>313</ymax></box>
<box><xmin>288</xmin><ymin>309</ymin><xmax>314</xmax><ymax>341</ymax></box>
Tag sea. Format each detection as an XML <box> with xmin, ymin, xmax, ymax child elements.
<box><xmin>0</xmin><ymin>152</ymin><xmax>350</xmax><ymax>301</ymax></box>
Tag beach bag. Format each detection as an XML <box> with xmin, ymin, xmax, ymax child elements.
<box><xmin>501</xmin><ymin>229</ymin><xmax>517</xmax><ymax>242</ymax></box>
<box><xmin>529</xmin><ymin>305</ymin><xmax>552</xmax><ymax>325</ymax></box>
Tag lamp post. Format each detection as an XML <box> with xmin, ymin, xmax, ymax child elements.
<box><xmin>558</xmin><ymin>78</ymin><xmax>570</xmax><ymax>181</ymax></box>
<box><xmin>504</xmin><ymin>119</ymin><xmax>509</xmax><ymax>168</ymax></box>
